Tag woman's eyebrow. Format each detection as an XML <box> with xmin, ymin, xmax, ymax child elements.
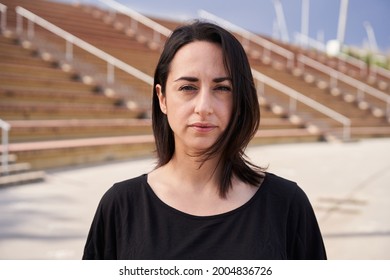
<box><xmin>213</xmin><ymin>77</ymin><xmax>232</xmax><ymax>83</ymax></box>
<box><xmin>174</xmin><ymin>76</ymin><xmax>198</xmax><ymax>82</ymax></box>
<box><xmin>173</xmin><ymin>76</ymin><xmax>232</xmax><ymax>83</ymax></box>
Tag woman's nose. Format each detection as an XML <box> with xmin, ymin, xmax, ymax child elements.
<box><xmin>194</xmin><ymin>88</ymin><xmax>213</xmax><ymax>116</ymax></box>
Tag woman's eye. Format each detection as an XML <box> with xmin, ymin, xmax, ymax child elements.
<box><xmin>215</xmin><ymin>85</ymin><xmax>232</xmax><ymax>92</ymax></box>
<box><xmin>179</xmin><ymin>85</ymin><xmax>197</xmax><ymax>92</ymax></box>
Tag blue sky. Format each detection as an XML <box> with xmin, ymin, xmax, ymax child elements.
<box><xmin>76</xmin><ymin>0</ymin><xmax>390</xmax><ymax>53</ymax></box>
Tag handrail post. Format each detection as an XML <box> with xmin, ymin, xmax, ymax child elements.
<box><xmin>107</xmin><ymin>62</ymin><xmax>114</xmax><ymax>84</ymax></box>
<box><xmin>289</xmin><ymin>95</ymin><xmax>297</xmax><ymax>113</ymax></box>
<box><xmin>16</xmin><ymin>12</ymin><xmax>22</xmax><ymax>35</ymax></box>
<box><xmin>357</xmin><ymin>85</ymin><xmax>365</xmax><ymax>100</ymax></box>
<box><xmin>27</xmin><ymin>19</ymin><xmax>34</xmax><ymax>40</ymax></box>
<box><xmin>66</xmin><ymin>40</ymin><xmax>73</xmax><ymax>62</ymax></box>
<box><xmin>0</xmin><ymin>119</ymin><xmax>11</xmax><ymax>176</ymax></box>
<box><xmin>0</xmin><ymin>4</ymin><xmax>7</xmax><ymax>34</ymax></box>
<box><xmin>343</xmin><ymin>120</ymin><xmax>351</xmax><ymax>142</ymax></box>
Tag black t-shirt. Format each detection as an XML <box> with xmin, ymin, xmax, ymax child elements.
<box><xmin>83</xmin><ymin>172</ymin><xmax>326</xmax><ymax>259</ymax></box>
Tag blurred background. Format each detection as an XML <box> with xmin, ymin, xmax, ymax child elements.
<box><xmin>0</xmin><ymin>0</ymin><xmax>389</xmax><ymax>259</ymax></box>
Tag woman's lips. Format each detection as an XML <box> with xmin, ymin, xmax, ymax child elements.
<box><xmin>189</xmin><ymin>122</ymin><xmax>217</xmax><ymax>132</ymax></box>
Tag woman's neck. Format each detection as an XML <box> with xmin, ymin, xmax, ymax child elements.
<box><xmin>166</xmin><ymin>151</ymin><xmax>221</xmax><ymax>194</ymax></box>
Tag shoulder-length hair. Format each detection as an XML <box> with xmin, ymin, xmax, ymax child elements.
<box><xmin>152</xmin><ymin>21</ymin><xmax>265</xmax><ymax>198</ymax></box>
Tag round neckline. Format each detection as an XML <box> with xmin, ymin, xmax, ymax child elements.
<box><xmin>142</xmin><ymin>173</ymin><xmax>268</xmax><ymax>220</ymax></box>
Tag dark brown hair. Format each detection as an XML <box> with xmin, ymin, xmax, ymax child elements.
<box><xmin>152</xmin><ymin>21</ymin><xmax>264</xmax><ymax>197</ymax></box>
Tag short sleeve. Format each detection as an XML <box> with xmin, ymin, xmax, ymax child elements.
<box><xmin>286</xmin><ymin>185</ymin><xmax>327</xmax><ymax>260</ymax></box>
<box><xmin>82</xmin><ymin>187</ymin><xmax>118</xmax><ymax>260</ymax></box>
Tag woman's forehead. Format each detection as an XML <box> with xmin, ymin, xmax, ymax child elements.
<box><xmin>168</xmin><ymin>41</ymin><xmax>228</xmax><ymax>79</ymax></box>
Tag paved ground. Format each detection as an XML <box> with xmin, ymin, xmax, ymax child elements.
<box><xmin>0</xmin><ymin>138</ymin><xmax>389</xmax><ymax>259</ymax></box>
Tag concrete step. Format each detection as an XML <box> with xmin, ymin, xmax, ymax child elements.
<box><xmin>0</xmin><ymin>62</ymin><xmax>76</xmax><ymax>79</ymax></box>
<box><xmin>4</xmin><ymin>135</ymin><xmax>156</xmax><ymax>170</ymax></box>
<box><xmin>260</xmin><ymin>118</ymin><xmax>304</xmax><ymax>129</ymax></box>
<box><xmin>0</xmin><ymin>103</ymin><xmax>145</xmax><ymax>120</ymax></box>
<box><xmin>0</xmin><ymin>74</ymin><xmax>95</xmax><ymax>90</ymax></box>
<box><xmin>0</xmin><ymin>162</ymin><xmax>31</xmax><ymax>175</ymax></box>
<box><xmin>351</xmin><ymin>126</ymin><xmax>390</xmax><ymax>138</ymax></box>
<box><xmin>0</xmin><ymin>170</ymin><xmax>46</xmax><ymax>187</ymax></box>
<box><xmin>7</xmin><ymin>119</ymin><xmax>153</xmax><ymax>142</ymax></box>
<box><xmin>0</xmin><ymin>51</ymin><xmax>56</xmax><ymax>67</ymax></box>
<box><xmin>0</xmin><ymin>87</ymin><xmax>121</xmax><ymax>106</ymax></box>
<box><xmin>252</xmin><ymin>128</ymin><xmax>324</xmax><ymax>145</ymax></box>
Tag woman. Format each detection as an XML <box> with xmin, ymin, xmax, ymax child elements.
<box><xmin>83</xmin><ymin>21</ymin><xmax>326</xmax><ymax>260</ymax></box>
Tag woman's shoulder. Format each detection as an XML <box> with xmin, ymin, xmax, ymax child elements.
<box><xmin>262</xmin><ymin>172</ymin><xmax>309</xmax><ymax>203</ymax></box>
<box><xmin>99</xmin><ymin>174</ymin><xmax>148</xmax><ymax>207</ymax></box>
<box><xmin>113</xmin><ymin>174</ymin><xmax>147</xmax><ymax>190</ymax></box>
<box><xmin>263</xmin><ymin>172</ymin><xmax>299</xmax><ymax>191</ymax></box>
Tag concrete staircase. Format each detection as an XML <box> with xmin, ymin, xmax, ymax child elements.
<box><xmin>0</xmin><ymin>0</ymin><xmax>388</xmax><ymax>186</ymax></box>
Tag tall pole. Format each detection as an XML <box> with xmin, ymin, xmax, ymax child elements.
<box><xmin>301</xmin><ymin>0</ymin><xmax>310</xmax><ymax>47</ymax></box>
<box><xmin>363</xmin><ymin>21</ymin><xmax>378</xmax><ymax>53</ymax></box>
<box><xmin>336</xmin><ymin>0</ymin><xmax>349</xmax><ymax>50</ymax></box>
<box><xmin>272</xmin><ymin>0</ymin><xmax>289</xmax><ymax>43</ymax></box>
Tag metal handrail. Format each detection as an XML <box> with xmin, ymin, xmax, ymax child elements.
<box><xmin>15</xmin><ymin>6</ymin><xmax>153</xmax><ymax>86</ymax></box>
<box><xmin>0</xmin><ymin>3</ymin><xmax>7</xmax><ymax>33</ymax></box>
<box><xmin>370</xmin><ymin>63</ymin><xmax>390</xmax><ymax>80</ymax></box>
<box><xmin>298</xmin><ymin>54</ymin><xmax>390</xmax><ymax>117</ymax></box>
<box><xmin>97</xmin><ymin>0</ymin><xmax>171</xmax><ymax>42</ymax></box>
<box><xmin>198</xmin><ymin>10</ymin><xmax>295</xmax><ymax>69</ymax></box>
<box><xmin>337</xmin><ymin>52</ymin><xmax>368</xmax><ymax>77</ymax></box>
<box><xmin>294</xmin><ymin>32</ymin><xmax>390</xmax><ymax>80</ymax></box>
<box><xmin>0</xmin><ymin>119</ymin><xmax>11</xmax><ymax>176</ymax></box>
<box><xmin>252</xmin><ymin>69</ymin><xmax>351</xmax><ymax>141</ymax></box>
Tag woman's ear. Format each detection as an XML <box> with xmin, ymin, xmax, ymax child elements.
<box><xmin>156</xmin><ymin>84</ymin><xmax>167</xmax><ymax>114</ymax></box>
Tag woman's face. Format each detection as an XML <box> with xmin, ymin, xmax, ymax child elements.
<box><xmin>156</xmin><ymin>41</ymin><xmax>233</xmax><ymax>155</ymax></box>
